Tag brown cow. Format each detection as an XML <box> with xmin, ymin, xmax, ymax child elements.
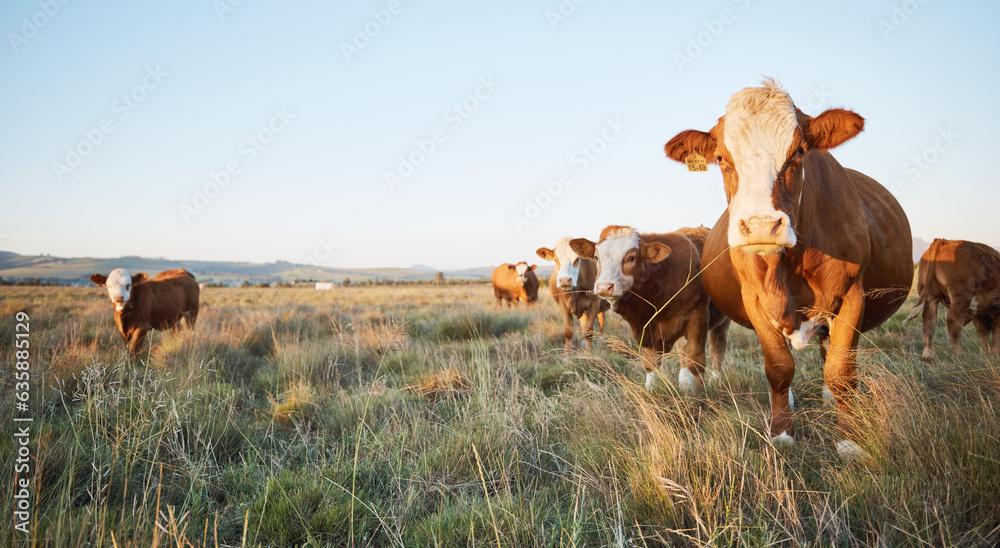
<box><xmin>491</xmin><ymin>262</ymin><xmax>539</xmax><ymax>307</ymax></box>
<box><xmin>905</xmin><ymin>238</ymin><xmax>1000</xmax><ymax>359</ymax></box>
<box><xmin>664</xmin><ymin>79</ymin><xmax>912</xmax><ymax>457</ymax></box>
<box><xmin>536</xmin><ymin>237</ymin><xmax>610</xmax><ymax>352</ymax></box>
<box><xmin>90</xmin><ymin>268</ymin><xmax>200</xmax><ymax>354</ymax></box>
<box><xmin>570</xmin><ymin>226</ymin><xmax>730</xmax><ymax>391</ymax></box>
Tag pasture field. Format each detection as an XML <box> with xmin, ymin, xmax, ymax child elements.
<box><xmin>1</xmin><ymin>284</ymin><xmax>998</xmax><ymax>547</ymax></box>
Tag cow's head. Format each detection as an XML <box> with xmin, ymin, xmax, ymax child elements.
<box><xmin>664</xmin><ymin>79</ymin><xmax>865</xmax><ymax>255</ymax></box>
<box><xmin>570</xmin><ymin>226</ymin><xmax>671</xmax><ymax>306</ymax></box>
<box><xmin>90</xmin><ymin>268</ymin><xmax>147</xmax><ymax>311</ymax></box>
<box><xmin>536</xmin><ymin>237</ymin><xmax>582</xmax><ymax>289</ymax></box>
<box><xmin>512</xmin><ymin>262</ymin><xmax>536</xmax><ymax>287</ymax></box>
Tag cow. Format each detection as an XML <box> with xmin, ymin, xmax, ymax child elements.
<box><xmin>491</xmin><ymin>262</ymin><xmax>539</xmax><ymax>307</ymax></box>
<box><xmin>90</xmin><ymin>268</ymin><xmax>200</xmax><ymax>354</ymax></box>
<box><xmin>536</xmin><ymin>238</ymin><xmax>610</xmax><ymax>352</ymax></box>
<box><xmin>570</xmin><ymin>225</ymin><xmax>731</xmax><ymax>391</ymax></box>
<box><xmin>905</xmin><ymin>238</ymin><xmax>1000</xmax><ymax>359</ymax></box>
<box><xmin>664</xmin><ymin>79</ymin><xmax>912</xmax><ymax>457</ymax></box>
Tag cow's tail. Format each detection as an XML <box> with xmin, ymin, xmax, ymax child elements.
<box><xmin>903</xmin><ymin>298</ymin><xmax>924</xmax><ymax>323</ymax></box>
<box><xmin>904</xmin><ymin>241</ymin><xmax>939</xmax><ymax>323</ymax></box>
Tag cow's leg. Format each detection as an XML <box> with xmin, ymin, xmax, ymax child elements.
<box><xmin>641</xmin><ymin>346</ymin><xmax>661</xmax><ymax>390</ymax></box>
<box><xmin>580</xmin><ymin>309</ymin><xmax>598</xmax><ymax>351</ymax></box>
<box><xmin>708</xmin><ymin>318</ymin><xmax>729</xmax><ymax>374</ymax></box>
<box><xmin>679</xmin><ymin>311</ymin><xmax>709</xmax><ymax>393</ymax></box>
<box><xmin>991</xmin><ymin>318</ymin><xmax>1000</xmax><ymax>352</ymax></box>
<box><xmin>561</xmin><ymin>307</ymin><xmax>575</xmax><ymax>353</ymax></box>
<box><xmin>825</xmin><ymin>283</ymin><xmax>866</xmax><ymax>458</ymax></box>
<box><xmin>127</xmin><ymin>329</ymin><xmax>148</xmax><ymax>356</ymax></box>
<box><xmin>758</xmin><ymin>327</ymin><xmax>796</xmax><ymax>443</ymax></box>
<box><xmin>597</xmin><ymin>311</ymin><xmax>606</xmax><ymax>333</ymax></box>
<box><xmin>186</xmin><ymin>306</ymin><xmax>198</xmax><ymax>328</ymax></box>
<box><xmin>946</xmin><ymin>298</ymin><xmax>972</xmax><ymax>354</ymax></box>
<box><xmin>974</xmin><ymin>317</ymin><xmax>990</xmax><ymax>352</ymax></box>
<box><xmin>921</xmin><ymin>299</ymin><xmax>938</xmax><ymax>361</ymax></box>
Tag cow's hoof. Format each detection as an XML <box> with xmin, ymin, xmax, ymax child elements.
<box><xmin>822</xmin><ymin>384</ymin><xmax>836</xmax><ymax>405</ymax></box>
<box><xmin>678</xmin><ymin>368</ymin><xmax>696</xmax><ymax>394</ymax></box>
<box><xmin>770</xmin><ymin>431</ymin><xmax>794</xmax><ymax>445</ymax></box>
<box><xmin>836</xmin><ymin>440</ymin><xmax>869</xmax><ymax>461</ymax></box>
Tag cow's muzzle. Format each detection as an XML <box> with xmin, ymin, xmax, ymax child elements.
<box><xmin>734</xmin><ymin>213</ymin><xmax>795</xmax><ymax>254</ymax></box>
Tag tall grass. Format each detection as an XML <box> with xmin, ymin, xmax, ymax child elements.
<box><xmin>0</xmin><ymin>284</ymin><xmax>997</xmax><ymax>546</ymax></box>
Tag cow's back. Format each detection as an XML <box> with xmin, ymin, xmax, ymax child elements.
<box><xmin>142</xmin><ymin>270</ymin><xmax>199</xmax><ymax>329</ymax></box>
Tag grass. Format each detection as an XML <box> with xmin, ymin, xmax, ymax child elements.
<box><xmin>1</xmin><ymin>284</ymin><xmax>998</xmax><ymax>546</ymax></box>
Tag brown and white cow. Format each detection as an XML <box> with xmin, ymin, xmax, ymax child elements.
<box><xmin>90</xmin><ymin>268</ymin><xmax>200</xmax><ymax>354</ymax></box>
<box><xmin>664</xmin><ymin>79</ymin><xmax>912</xmax><ymax>457</ymax></box>
<box><xmin>491</xmin><ymin>262</ymin><xmax>539</xmax><ymax>307</ymax></box>
<box><xmin>536</xmin><ymin>238</ymin><xmax>610</xmax><ymax>352</ymax></box>
<box><xmin>905</xmin><ymin>238</ymin><xmax>1000</xmax><ymax>359</ymax></box>
<box><xmin>570</xmin><ymin>226</ymin><xmax>730</xmax><ymax>391</ymax></box>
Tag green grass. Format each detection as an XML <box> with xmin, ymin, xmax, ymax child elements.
<box><xmin>1</xmin><ymin>284</ymin><xmax>998</xmax><ymax>546</ymax></box>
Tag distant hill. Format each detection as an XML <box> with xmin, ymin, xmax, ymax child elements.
<box><xmin>0</xmin><ymin>251</ymin><xmax>510</xmax><ymax>285</ymax></box>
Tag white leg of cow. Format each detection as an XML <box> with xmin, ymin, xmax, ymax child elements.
<box><xmin>641</xmin><ymin>347</ymin><xmax>660</xmax><ymax>391</ymax></box>
<box><xmin>822</xmin><ymin>383</ymin><xmax>836</xmax><ymax>405</ymax></box>
<box><xmin>678</xmin><ymin>367</ymin><xmax>696</xmax><ymax>394</ymax></box>
<box><xmin>771</xmin><ymin>431</ymin><xmax>795</xmax><ymax>445</ymax></box>
<box><xmin>708</xmin><ymin>369</ymin><xmax>721</xmax><ymax>385</ymax></box>
<box><xmin>836</xmin><ymin>440</ymin><xmax>868</xmax><ymax>460</ymax></box>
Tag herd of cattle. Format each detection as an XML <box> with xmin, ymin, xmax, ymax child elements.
<box><xmin>90</xmin><ymin>80</ymin><xmax>998</xmax><ymax>459</ymax></box>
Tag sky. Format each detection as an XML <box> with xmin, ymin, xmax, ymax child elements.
<box><xmin>2</xmin><ymin>0</ymin><xmax>998</xmax><ymax>269</ymax></box>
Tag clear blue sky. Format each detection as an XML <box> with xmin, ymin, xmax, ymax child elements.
<box><xmin>2</xmin><ymin>0</ymin><xmax>997</xmax><ymax>269</ymax></box>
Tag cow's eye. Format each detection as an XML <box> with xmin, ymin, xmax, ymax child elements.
<box><xmin>126</xmin><ymin>284</ymin><xmax>131</xmax><ymax>290</ymax></box>
<box><xmin>627</xmin><ymin>256</ymin><xmax>635</xmax><ymax>263</ymax></box>
<box><xmin>573</xmin><ymin>259</ymin><xmax>579</xmax><ymax>267</ymax></box>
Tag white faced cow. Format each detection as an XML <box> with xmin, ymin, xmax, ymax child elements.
<box><xmin>664</xmin><ymin>79</ymin><xmax>912</xmax><ymax>458</ymax></box>
<box><xmin>536</xmin><ymin>237</ymin><xmax>610</xmax><ymax>352</ymax></box>
<box><xmin>571</xmin><ymin>226</ymin><xmax>730</xmax><ymax>391</ymax></box>
<box><xmin>90</xmin><ymin>268</ymin><xmax>200</xmax><ymax>355</ymax></box>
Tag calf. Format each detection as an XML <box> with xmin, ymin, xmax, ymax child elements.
<box><xmin>536</xmin><ymin>238</ymin><xmax>610</xmax><ymax>352</ymax></box>
<box><xmin>570</xmin><ymin>226</ymin><xmax>730</xmax><ymax>391</ymax></box>
<box><xmin>90</xmin><ymin>268</ymin><xmax>200</xmax><ymax>354</ymax></box>
<box><xmin>905</xmin><ymin>238</ymin><xmax>1000</xmax><ymax>359</ymax></box>
<box><xmin>491</xmin><ymin>262</ymin><xmax>539</xmax><ymax>307</ymax></box>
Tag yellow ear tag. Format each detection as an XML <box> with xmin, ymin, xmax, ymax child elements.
<box><xmin>685</xmin><ymin>152</ymin><xmax>708</xmax><ymax>172</ymax></box>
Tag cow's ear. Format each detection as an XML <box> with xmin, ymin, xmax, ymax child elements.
<box><xmin>569</xmin><ymin>238</ymin><xmax>596</xmax><ymax>259</ymax></box>
<box><xmin>132</xmin><ymin>273</ymin><xmax>148</xmax><ymax>284</ymax></box>
<box><xmin>642</xmin><ymin>242</ymin><xmax>672</xmax><ymax>264</ymax></box>
<box><xmin>529</xmin><ymin>264</ymin><xmax>537</xmax><ymax>271</ymax></box>
<box><xmin>507</xmin><ymin>264</ymin><xmax>516</xmax><ymax>271</ymax></box>
<box><xmin>89</xmin><ymin>274</ymin><xmax>107</xmax><ymax>286</ymax></box>
<box><xmin>665</xmin><ymin>129</ymin><xmax>717</xmax><ymax>164</ymax></box>
<box><xmin>536</xmin><ymin>247</ymin><xmax>554</xmax><ymax>261</ymax></box>
<box><xmin>804</xmin><ymin>108</ymin><xmax>864</xmax><ymax>150</ymax></box>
